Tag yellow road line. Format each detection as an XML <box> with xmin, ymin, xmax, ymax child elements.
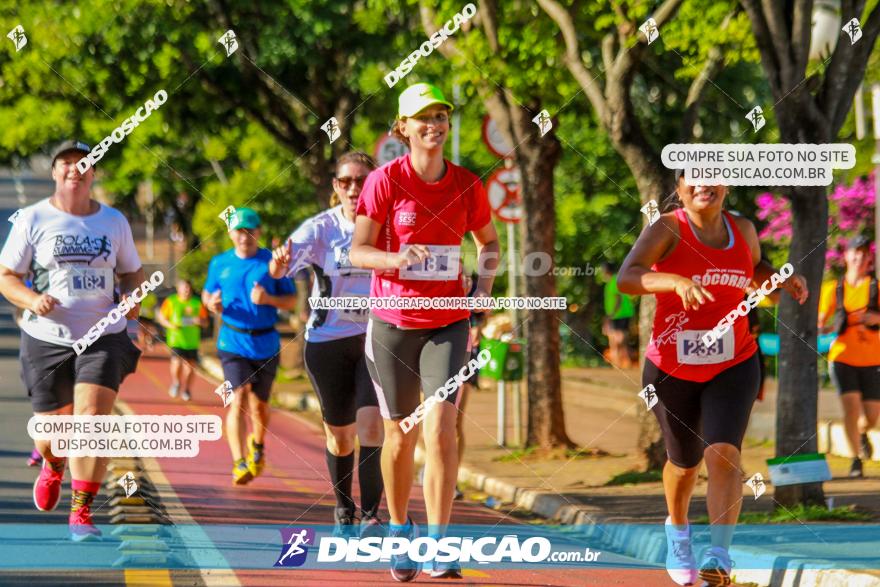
<box><xmin>124</xmin><ymin>569</ymin><xmax>173</xmax><ymax>586</ymax></box>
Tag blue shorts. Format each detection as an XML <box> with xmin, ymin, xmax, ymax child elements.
<box><xmin>217</xmin><ymin>350</ymin><xmax>279</xmax><ymax>402</ymax></box>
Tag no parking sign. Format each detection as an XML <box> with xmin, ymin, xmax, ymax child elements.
<box><xmin>486</xmin><ymin>166</ymin><xmax>523</xmax><ymax>224</ymax></box>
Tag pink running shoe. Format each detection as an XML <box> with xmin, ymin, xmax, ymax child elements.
<box><xmin>27</xmin><ymin>449</ymin><xmax>43</xmax><ymax>467</ymax></box>
<box><xmin>69</xmin><ymin>493</ymin><xmax>102</xmax><ymax>542</ymax></box>
<box><xmin>33</xmin><ymin>459</ymin><xmax>65</xmax><ymax>512</ymax></box>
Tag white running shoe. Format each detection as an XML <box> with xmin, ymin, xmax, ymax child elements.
<box><xmin>698</xmin><ymin>546</ymin><xmax>732</xmax><ymax>586</ymax></box>
<box><xmin>169</xmin><ymin>384</ymin><xmax>179</xmax><ymax>398</ymax></box>
<box><xmin>664</xmin><ymin>516</ymin><xmax>698</xmax><ymax>585</ymax></box>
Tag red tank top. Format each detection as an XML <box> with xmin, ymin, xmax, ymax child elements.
<box><xmin>645</xmin><ymin>208</ymin><xmax>757</xmax><ymax>382</ymax></box>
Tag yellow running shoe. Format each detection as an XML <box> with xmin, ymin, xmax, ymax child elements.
<box><xmin>246</xmin><ymin>435</ymin><xmax>265</xmax><ymax>478</ymax></box>
<box><xmin>232</xmin><ymin>458</ymin><xmax>253</xmax><ymax>485</ymax></box>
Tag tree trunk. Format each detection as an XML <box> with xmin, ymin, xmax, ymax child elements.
<box><xmin>513</xmin><ymin>113</ymin><xmax>573</xmax><ymax>450</ymax></box>
<box><xmin>774</xmin><ymin>188</ymin><xmax>827</xmax><ymax>506</ymax></box>
<box><xmin>637</xmin><ymin>296</ymin><xmax>667</xmax><ymax>470</ymax></box>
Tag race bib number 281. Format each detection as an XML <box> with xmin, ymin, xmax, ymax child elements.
<box><xmin>399</xmin><ymin>245</ymin><xmax>461</xmax><ymax>281</ymax></box>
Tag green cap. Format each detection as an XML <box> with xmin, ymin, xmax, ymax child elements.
<box><xmin>398</xmin><ymin>83</ymin><xmax>454</xmax><ymax>118</ymax></box>
<box><xmin>228</xmin><ymin>207</ymin><xmax>261</xmax><ymax>230</ymax></box>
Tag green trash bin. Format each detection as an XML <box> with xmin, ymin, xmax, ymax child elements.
<box><xmin>480</xmin><ymin>338</ymin><xmax>524</xmax><ymax>381</ymax></box>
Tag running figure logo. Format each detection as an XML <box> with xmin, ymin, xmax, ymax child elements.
<box><xmin>218</xmin><ymin>206</ymin><xmax>237</xmax><ymax>230</ymax></box>
<box><xmin>746</xmin><ymin>105</ymin><xmax>765</xmax><ymax>132</ymax></box>
<box><xmin>117</xmin><ymin>472</ymin><xmax>138</xmax><ymax>497</ymax></box>
<box><xmin>7</xmin><ymin>25</ymin><xmax>27</xmax><ymax>52</ymax></box>
<box><xmin>275</xmin><ymin>527</ymin><xmax>315</xmax><ymax>567</ymax></box>
<box><xmin>640</xmin><ymin>199</ymin><xmax>660</xmax><ymax>226</ymax></box>
<box><xmin>8</xmin><ymin>209</ymin><xmax>21</xmax><ymax>225</ymax></box>
<box><xmin>218</xmin><ymin>30</ymin><xmax>239</xmax><ymax>57</ymax></box>
<box><xmin>746</xmin><ymin>472</ymin><xmax>766</xmax><ymax>500</ymax></box>
<box><xmin>638</xmin><ymin>384</ymin><xmax>659</xmax><ymax>410</ymax></box>
<box><xmin>842</xmin><ymin>18</ymin><xmax>862</xmax><ymax>45</ymax></box>
<box><xmin>639</xmin><ymin>18</ymin><xmax>659</xmax><ymax>45</ymax></box>
<box><xmin>321</xmin><ymin>117</ymin><xmax>341</xmax><ymax>144</ymax></box>
<box><xmin>89</xmin><ymin>235</ymin><xmax>112</xmax><ymax>264</ymax></box>
<box><xmin>653</xmin><ymin>311</ymin><xmax>689</xmax><ymax>346</ymax></box>
<box><xmin>532</xmin><ymin>109</ymin><xmax>552</xmax><ymax>137</ymax></box>
<box><xmin>215</xmin><ymin>380</ymin><xmax>234</xmax><ymax>407</ymax></box>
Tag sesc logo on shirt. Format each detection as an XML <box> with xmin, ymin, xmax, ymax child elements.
<box><xmin>398</xmin><ymin>211</ymin><xmax>417</xmax><ymax>226</ymax></box>
<box><xmin>676</xmin><ymin>329</ymin><xmax>734</xmax><ymax>365</ymax></box>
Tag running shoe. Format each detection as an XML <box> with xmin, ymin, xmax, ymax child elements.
<box><xmin>69</xmin><ymin>495</ymin><xmax>102</xmax><ymax>542</ymax></box>
<box><xmin>429</xmin><ymin>559</ymin><xmax>463</xmax><ymax>579</ymax></box>
<box><xmin>453</xmin><ymin>485</ymin><xmax>464</xmax><ymax>501</ymax></box>
<box><xmin>861</xmin><ymin>432</ymin><xmax>874</xmax><ymax>460</ymax></box>
<box><xmin>246</xmin><ymin>435</ymin><xmax>265</xmax><ymax>478</ymax></box>
<box><xmin>389</xmin><ymin>518</ymin><xmax>421</xmax><ymax>582</ymax></box>
<box><xmin>233</xmin><ymin>458</ymin><xmax>253</xmax><ymax>485</ymax></box>
<box><xmin>664</xmin><ymin>516</ymin><xmax>697</xmax><ymax>585</ymax></box>
<box><xmin>850</xmin><ymin>457</ymin><xmax>864</xmax><ymax>478</ymax></box>
<box><xmin>360</xmin><ymin>512</ymin><xmax>387</xmax><ymax>540</ymax></box>
<box><xmin>33</xmin><ymin>459</ymin><xmax>65</xmax><ymax>512</ymax></box>
<box><xmin>181</xmin><ymin>389</ymin><xmax>191</xmax><ymax>402</ymax></box>
<box><xmin>169</xmin><ymin>384</ymin><xmax>179</xmax><ymax>398</ymax></box>
<box><xmin>333</xmin><ymin>507</ymin><xmax>360</xmax><ymax>538</ymax></box>
<box><xmin>698</xmin><ymin>546</ymin><xmax>732</xmax><ymax>587</ymax></box>
<box><xmin>27</xmin><ymin>449</ymin><xmax>43</xmax><ymax>467</ymax></box>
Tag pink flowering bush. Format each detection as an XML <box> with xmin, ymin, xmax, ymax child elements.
<box><xmin>756</xmin><ymin>171</ymin><xmax>876</xmax><ymax>271</ymax></box>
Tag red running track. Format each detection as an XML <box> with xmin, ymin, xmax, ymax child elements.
<box><xmin>118</xmin><ymin>354</ymin><xmax>671</xmax><ymax>586</ymax></box>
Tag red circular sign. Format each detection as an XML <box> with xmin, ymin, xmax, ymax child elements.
<box><xmin>486</xmin><ymin>167</ymin><xmax>522</xmax><ymax>223</ymax></box>
<box><xmin>482</xmin><ymin>115</ymin><xmax>515</xmax><ymax>159</ymax></box>
<box><xmin>374</xmin><ymin>134</ymin><xmax>409</xmax><ymax>166</ymax></box>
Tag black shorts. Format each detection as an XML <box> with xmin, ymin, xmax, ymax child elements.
<box><xmin>642</xmin><ymin>353</ymin><xmax>760</xmax><ymax>468</ymax></box>
<box><xmin>462</xmin><ymin>348</ymin><xmax>480</xmax><ymax>385</ymax></box>
<box><xmin>830</xmin><ymin>362</ymin><xmax>880</xmax><ymax>400</ymax></box>
<box><xmin>304</xmin><ymin>334</ymin><xmax>376</xmax><ymax>426</ymax></box>
<box><xmin>365</xmin><ymin>315</ymin><xmax>469</xmax><ymax>420</ymax></box>
<box><xmin>170</xmin><ymin>347</ymin><xmax>199</xmax><ymax>362</ymax></box>
<box><xmin>610</xmin><ymin>317</ymin><xmax>631</xmax><ymax>332</ymax></box>
<box><xmin>217</xmin><ymin>350</ymin><xmax>279</xmax><ymax>402</ymax></box>
<box><xmin>21</xmin><ymin>330</ymin><xmax>142</xmax><ymax>413</ymax></box>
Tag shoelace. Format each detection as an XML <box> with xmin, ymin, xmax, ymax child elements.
<box><xmin>70</xmin><ymin>490</ymin><xmax>95</xmax><ymax>522</ymax></box>
<box><xmin>672</xmin><ymin>540</ymin><xmax>692</xmax><ymax>558</ymax></box>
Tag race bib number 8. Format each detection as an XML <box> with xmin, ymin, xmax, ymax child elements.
<box><xmin>399</xmin><ymin>245</ymin><xmax>461</xmax><ymax>281</ymax></box>
<box><xmin>676</xmin><ymin>329</ymin><xmax>735</xmax><ymax>365</ymax></box>
<box><xmin>65</xmin><ymin>268</ymin><xmax>113</xmax><ymax>299</ymax></box>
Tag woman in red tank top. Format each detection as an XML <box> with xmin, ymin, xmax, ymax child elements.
<box><xmin>618</xmin><ymin>170</ymin><xmax>808</xmax><ymax>587</ymax></box>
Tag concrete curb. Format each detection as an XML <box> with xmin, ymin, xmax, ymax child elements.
<box><xmin>818</xmin><ymin>420</ymin><xmax>880</xmax><ymax>460</ymax></box>
<box><xmin>197</xmin><ymin>355</ymin><xmax>878</xmax><ymax>586</ymax></box>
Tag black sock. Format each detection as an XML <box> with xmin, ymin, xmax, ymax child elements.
<box><xmin>326</xmin><ymin>449</ymin><xmax>355</xmax><ymax>514</ymax></box>
<box><xmin>358</xmin><ymin>445</ymin><xmax>384</xmax><ymax>517</ymax></box>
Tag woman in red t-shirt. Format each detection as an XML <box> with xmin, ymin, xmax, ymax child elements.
<box><xmin>618</xmin><ymin>169</ymin><xmax>807</xmax><ymax>587</ymax></box>
<box><xmin>351</xmin><ymin>82</ymin><xmax>499</xmax><ymax>582</ymax></box>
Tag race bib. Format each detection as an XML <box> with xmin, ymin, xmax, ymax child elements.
<box><xmin>64</xmin><ymin>267</ymin><xmax>113</xmax><ymax>299</ymax></box>
<box><xmin>676</xmin><ymin>329</ymin><xmax>735</xmax><ymax>365</ymax></box>
<box><xmin>331</xmin><ymin>247</ymin><xmax>371</xmax><ymax>278</ymax></box>
<box><xmin>338</xmin><ymin>293</ymin><xmax>369</xmax><ymax>323</ymax></box>
<box><xmin>399</xmin><ymin>245</ymin><xmax>461</xmax><ymax>281</ymax></box>
<box><xmin>180</xmin><ymin>316</ymin><xmax>199</xmax><ymax>327</ymax></box>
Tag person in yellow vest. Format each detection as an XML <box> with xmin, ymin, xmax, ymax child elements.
<box><xmin>157</xmin><ymin>278</ymin><xmax>208</xmax><ymax>401</ymax></box>
<box><xmin>818</xmin><ymin>235</ymin><xmax>880</xmax><ymax>478</ymax></box>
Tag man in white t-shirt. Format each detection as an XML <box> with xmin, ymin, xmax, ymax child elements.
<box><xmin>0</xmin><ymin>140</ymin><xmax>145</xmax><ymax>541</ymax></box>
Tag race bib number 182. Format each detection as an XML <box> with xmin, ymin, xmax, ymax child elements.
<box><xmin>399</xmin><ymin>245</ymin><xmax>461</xmax><ymax>281</ymax></box>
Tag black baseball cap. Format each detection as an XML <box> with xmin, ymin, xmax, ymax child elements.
<box><xmin>846</xmin><ymin>234</ymin><xmax>872</xmax><ymax>250</ymax></box>
<box><xmin>51</xmin><ymin>140</ymin><xmax>92</xmax><ymax>165</ymax></box>
<box><xmin>674</xmin><ymin>168</ymin><xmax>685</xmax><ymax>183</ymax></box>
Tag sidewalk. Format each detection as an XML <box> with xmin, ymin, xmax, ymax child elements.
<box><xmin>205</xmin><ymin>353</ymin><xmax>880</xmax><ymax>587</ymax></box>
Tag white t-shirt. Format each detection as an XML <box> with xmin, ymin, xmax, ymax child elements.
<box><xmin>287</xmin><ymin>206</ymin><xmax>371</xmax><ymax>343</ymax></box>
<box><xmin>0</xmin><ymin>198</ymin><xmax>142</xmax><ymax>346</ymax></box>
